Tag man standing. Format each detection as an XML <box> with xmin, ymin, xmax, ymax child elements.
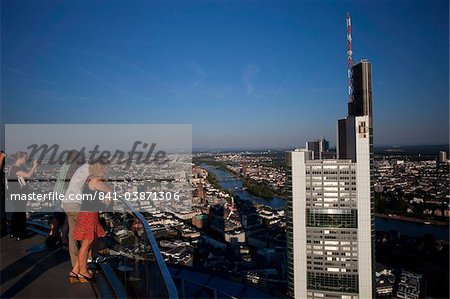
<box><xmin>46</xmin><ymin>150</ymin><xmax>84</xmax><ymax>248</ymax></box>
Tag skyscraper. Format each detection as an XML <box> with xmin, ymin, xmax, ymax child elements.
<box><xmin>285</xmin><ymin>15</ymin><xmax>374</xmax><ymax>299</ymax></box>
<box><xmin>439</xmin><ymin>151</ymin><xmax>448</xmax><ymax>163</ymax></box>
<box><xmin>306</xmin><ymin>138</ymin><xmax>330</xmax><ymax>160</ymax></box>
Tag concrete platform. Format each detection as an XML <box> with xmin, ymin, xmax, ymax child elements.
<box><xmin>0</xmin><ymin>234</ymin><xmax>96</xmax><ymax>298</ymax></box>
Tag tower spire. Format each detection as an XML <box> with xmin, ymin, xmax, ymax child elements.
<box><xmin>347</xmin><ymin>12</ymin><xmax>353</xmax><ymax>103</ymax></box>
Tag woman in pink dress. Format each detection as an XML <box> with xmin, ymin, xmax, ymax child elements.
<box><xmin>70</xmin><ymin>162</ymin><xmax>112</xmax><ymax>283</ymax></box>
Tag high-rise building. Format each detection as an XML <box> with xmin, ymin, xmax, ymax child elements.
<box><xmin>197</xmin><ymin>183</ymin><xmax>205</xmax><ymax>202</ymax></box>
<box><xmin>439</xmin><ymin>151</ymin><xmax>448</xmax><ymax>163</ymax></box>
<box><xmin>242</xmin><ymin>160</ymin><xmax>247</xmax><ymax>176</ymax></box>
<box><xmin>306</xmin><ymin>138</ymin><xmax>330</xmax><ymax>160</ymax></box>
<box><xmin>286</xmin><ymin>33</ymin><xmax>374</xmax><ymax>299</ymax></box>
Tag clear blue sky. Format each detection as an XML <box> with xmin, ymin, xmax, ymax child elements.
<box><xmin>1</xmin><ymin>0</ymin><xmax>448</xmax><ymax>149</ymax></box>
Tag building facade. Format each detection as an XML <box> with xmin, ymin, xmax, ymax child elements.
<box><xmin>286</xmin><ymin>61</ymin><xmax>374</xmax><ymax>299</ymax></box>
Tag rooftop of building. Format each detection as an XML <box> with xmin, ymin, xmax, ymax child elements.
<box><xmin>0</xmin><ymin>234</ymin><xmax>95</xmax><ymax>298</ymax></box>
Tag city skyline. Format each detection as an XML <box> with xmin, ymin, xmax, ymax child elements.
<box><xmin>1</xmin><ymin>0</ymin><xmax>449</xmax><ymax>149</ymax></box>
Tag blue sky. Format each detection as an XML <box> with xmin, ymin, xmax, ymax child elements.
<box><xmin>1</xmin><ymin>0</ymin><xmax>448</xmax><ymax>149</ymax></box>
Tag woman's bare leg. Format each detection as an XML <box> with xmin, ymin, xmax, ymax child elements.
<box><xmin>78</xmin><ymin>239</ymin><xmax>94</xmax><ymax>277</ymax></box>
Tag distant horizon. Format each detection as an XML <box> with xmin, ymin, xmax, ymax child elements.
<box><xmin>193</xmin><ymin>143</ymin><xmax>450</xmax><ymax>152</ymax></box>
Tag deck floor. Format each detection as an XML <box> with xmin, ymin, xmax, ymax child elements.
<box><xmin>0</xmin><ymin>234</ymin><xmax>96</xmax><ymax>298</ymax></box>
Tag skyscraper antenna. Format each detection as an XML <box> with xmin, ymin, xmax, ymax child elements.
<box><xmin>347</xmin><ymin>12</ymin><xmax>353</xmax><ymax>103</ymax></box>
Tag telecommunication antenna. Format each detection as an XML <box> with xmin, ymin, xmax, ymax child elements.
<box><xmin>347</xmin><ymin>12</ymin><xmax>353</xmax><ymax>103</ymax></box>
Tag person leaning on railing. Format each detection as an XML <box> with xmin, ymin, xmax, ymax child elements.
<box><xmin>7</xmin><ymin>151</ymin><xmax>38</xmax><ymax>241</ymax></box>
<box><xmin>69</xmin><ymin>161</ymin><xmax>112</xmax><ymax>284</ymax></box>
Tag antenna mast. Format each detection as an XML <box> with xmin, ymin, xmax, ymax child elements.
<box><xmin>347</xmin><ymin>12</ymin><xmax>353</xmax><ymax>103</ymax></box>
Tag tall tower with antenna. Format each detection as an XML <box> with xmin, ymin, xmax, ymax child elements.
<box><xmin>285</xmin><ymin>12</ymin><xmax>375</xmax><ymax>299</ymax></box>
<box><xmin>347</xmin><ymin>12</ymin><xmax>353</xmax><ymax>103</ymax></box>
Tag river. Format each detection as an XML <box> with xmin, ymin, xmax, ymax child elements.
<box><xmin>203</xmin><ymin>164</ymin><xmax>449</xmax><ymax>240</ymax></box>
<box><xmin>202</xmin><ymin>165</ymin><xmax>285</xmax><ymax>209</ymax></box>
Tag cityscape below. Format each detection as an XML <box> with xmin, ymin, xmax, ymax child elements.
<box><xmin>5</xmin><ymin>144</ymin><xmax>448</xmax><ymax>298</ymax></box>
<box><xmin>1</xmin><ymin>2</ymin><xmax>449</xmax><ymax>299</ymax></box>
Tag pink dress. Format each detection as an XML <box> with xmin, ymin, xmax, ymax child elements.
<box><xmin>73</xmin><ymin>180</ymin><xmax>106</xmax><ymax>241</ymax></box>
<box><xmin>73</xmin><ymin>212</ymin><xmax>105</xmax><ymax>241</ymax></box>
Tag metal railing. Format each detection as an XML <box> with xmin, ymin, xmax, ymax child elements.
<box><xmin>116</xmin><ymin>196</ymin><xmax>179</xmax><ymax>299</ymax></box>
<box><xmin>26</xmin><ymin>196</ymin><xmax>179</xmax><ymax>299</ymax></box>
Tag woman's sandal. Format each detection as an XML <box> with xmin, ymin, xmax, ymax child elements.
<box><xmin>69</xmin><ymin>271</ymin><xmax>80</xmax><ymax>284</ymax></box>
<box><xmin>78</xmin><ymin>272</ymin><xmax>95</xmax><ymax>283</ymax></box>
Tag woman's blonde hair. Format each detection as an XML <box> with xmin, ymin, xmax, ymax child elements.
<box><xmin>13</xmin><ymin>151</ymin><xmax>27</xmax><ymax>163</ymax></box>
<box><xmin>88</xmin><ymin>161</ymin><xmax>108</xmax><ymax>179</ymax></box>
